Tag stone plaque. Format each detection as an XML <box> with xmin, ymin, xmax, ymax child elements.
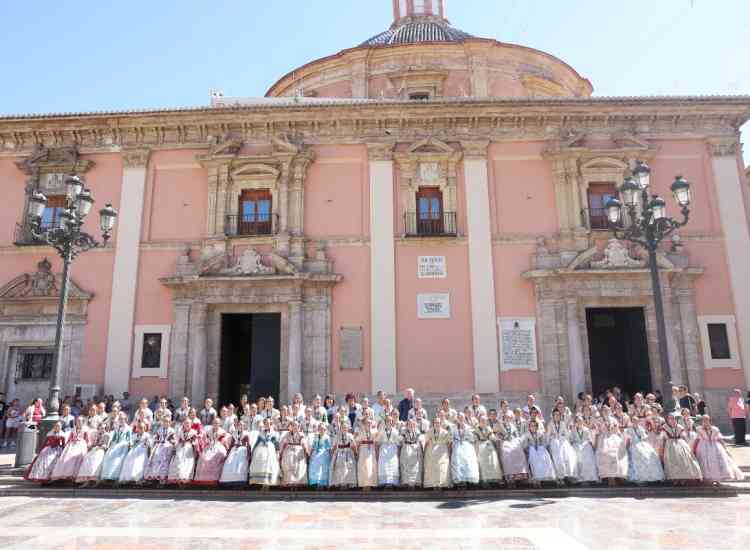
<box><xmin>498</xmin><ymin>317</ymin><xmax>538</xmax><ymax>371</ymax></box>
<box><xmin>339</xmin><ymin>326</ymin><xmax>363</xmax><ymax>370</ymax></box>
<box><xmin>417</xmin><ymin>256</ymin><xmax>447</xmax><ymax>279</ymax></box>
<box><xmin>418</xmin><ymin>293</ymin><xmax>451</xmax><ymax>319</ymax></box>
<box><xmin>39</xmin><ymin>173</ymin><xmax>66</xmax><ymax>194</ymax></box>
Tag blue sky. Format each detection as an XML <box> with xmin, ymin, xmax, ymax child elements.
<box><xmin>1</xmin><ymin>0</ymin><xmax>748</xmax><ymax>162</ymax></box>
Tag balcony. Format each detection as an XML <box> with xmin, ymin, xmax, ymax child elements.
<box><xmin>581</xmin><ymin>208</ymin><xmax>617</xmax><ymax>231</ymax></box>
<box><xmin>224</xmin><ymin>213</ymin><xmax>278</xmax><ymax>237</ymax></box>
<box><xmin>13</xmin><ymin>222</ymin><xmax>55</xmax><ymax>246</ymax></box>
<box><xmin>404</xmin><ymin>211</ymin><xmax>457</xmax><ymax>237</ymax></box>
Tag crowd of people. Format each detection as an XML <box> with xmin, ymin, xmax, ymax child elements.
<box><xmin>19</xmin><ymin>385</ymin><xmax>745</xmax><ymax>490</ymax></box>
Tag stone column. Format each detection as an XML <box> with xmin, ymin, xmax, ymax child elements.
<box><xmin>287</xmin><ymin>300</ymin><xmax>303</xmax><ymax>401</ymax></box>
<box><xmin>104</xmin><ymin>148</ymin><xmax>150</xmax><ymax>396</ymax></box>
<box><xmin>462</xmin><ymin>140</ymin><xmax>500</xmax><ymax>393</ymax></box>
<box><xmin>188</xmin><ymin>302</ymin><xmax>208</xmax><ymax>403</ymax></box>
<box><xmin>566</xmin><ymin>296</ymin><xmax>586</xmax><ymax>397</ymax></box>
<box><xmin>368</xmin><ymin>143</ymin><xmax>397</xmax><ymax>395</ymax></box>
<box><xmin>169</xmin><ymin>301</ymin><xmax>191</xmax><ymax>399</ymax></box>
<box><xmin>708</xmin><ymin>137</ymin><xmax>750</xmax><ymax>387</ymax></box>
<box><xmin>675</xmin><ymin>280</ymin><xmax>704</xmax><ymax>395</ymax></box>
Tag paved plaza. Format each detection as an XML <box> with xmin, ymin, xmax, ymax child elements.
<box><xmin>0</xmin><ymin>493</ymin><xmax>747</xmax><ymax>549</ymax></box>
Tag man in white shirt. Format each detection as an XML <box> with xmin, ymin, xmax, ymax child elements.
<box><xmin>371</xmin><ymin>390</ymin><xmax>386</xmax><ymax>420</ymax></box>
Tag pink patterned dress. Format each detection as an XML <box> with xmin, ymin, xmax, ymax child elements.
<box><xmin>694</xmin><ymin>426</ymin><xmax>744</xmax><ymax>481</ymax></box>
<box><xmin>193</xmin><ymin>427</ymin><xmax>229</xmax><ymax>485</ymax></box>
<box><xmin>50</xmin><ymin>428</ymin><xmax>90</xmax><ymax>481</ymax></box>
<box><xmin>144</xmin><ymin>426</ymin><xmax>176</xmax><ymax>482</ymax></box>
<box><xmin>25</xmin><ymin>434</ymin><xmax>66</xmax><ymax>482</ymax></box>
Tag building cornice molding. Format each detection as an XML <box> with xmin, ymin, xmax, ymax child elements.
<box><xmin>122</xmin><ymin>148</ymin><xmax>151</xmax><ymax>168</ymax></box>
<box><xmin>706</xmin><ymin>136</ymin><xmax>742</xmax><ymax>158</ymax></box>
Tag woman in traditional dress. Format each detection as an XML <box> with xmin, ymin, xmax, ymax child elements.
<box><xmin>547</xmin><ymin>408</ymin><xmax>578</xmax><ymax>484</ymax></box>
<box><xmin>119</xmin><ymin>420</ymin><xmax>153</xmax><ymax>484</ymax></box>
<box><xmin>167</xmin><ymin>418</ymin><xmax>199</xmax><ymax>485</ymax></box>
<box><xmin>76</xmin><ymin>423</ymin><xmax>112</xmax><ymax>484</ymax></box>
<box><xmin>400</xmin><ymin>418</ymin><xmax>423</xmax><ymax>488</ymax></box>
<box><xmin>694</xmin><ymin>415</ymin><xmax>744</xmax><ymax>483</ymax></box>
<box><xmin>329</xmin><ymin>421</ymin><xmax>357</xmax><ymax>488</ymax></box>
<box><xmin>679</xmin><ymin>408</ymin><xmax>699</xmax><ymax>448</ymax></box>
<box><xmin>311</xmin><ymin>395</ymin><xmax>328</xmax><ymax>425</ymax></box>
<box><xmin>522</xmin><ymin>419</ymin><xmax>556</xmax><ymax>486</ymax></box>
<box><xmin>644</xmin><ymin>415</ymin><xmax>663</xmax><ymax>455</ymax></box>
<box><xmin>25</xmin><ymin>421</ymin><xmax>66</xmax><ymax>483</ymax></box>
<box><xmin>275</xmin><ymin>405</ymin><xmax>292</xmax><ymax>437</ymax></box>
<box><xmin>624</xmin><ymin>416</ymin><xmax>664</xmax><ymax>484</ymax></box>
<box><xmin>300</xmin><ymin>406</ymin><xmax>319</xmax><ymax>442</ymax></box>
<box><xmin>595</xmin><ymin>406</ymin><xmax>629</xmax><ymax>486</ymax></box>
<box><xmin>193</xmin><ymin>418</ymin><xmax>230</xmax><ymax>485</ymax></box>
<box><xmin>279</xmin><ymin>420</ymin><xmax>309</xmax><ymax>487</ymax></box>
<box><xmin>377</xmin><ymin>415</ymin><xmax>401</xmax><ymax>487</ymax></box>
<box><xmin>569</xmin><ymin>415</ymin><xmax>598</xmax><ymax>484</ymax></box>
<box><xmin>308</xmin><ymin>422</ymin><xmax>332</xmax><ymax>488</ymax></box>
<box><xmin>423</xmin><ymin>417</ymin><xmax>452</xmax><ymax>489</ymax></box>
<box><xmin>474</xmin><ymin>415</ymin><xmax>503</xmax><ymax>486</ymax></box>
<box><xmin>450</xmin><ymin>413</ymin><xmax>480</xmax><ymax>487</ymax></box>
<box><xmin>551</xmin><ymin>397</ymin><xmax>573</xmax><ymax>427</ymax></box>
<box><xmin>219</xmin><ymin>417</ymin><xmax>252</xmax><ymax>485</ymax></box>
<box><xmin>356</xmin><ymin>414</ymin><xmax>378</xmax><ymax>489</ymax></box>
<box><xmin>99</xmin><ymin>415</ymin><xmax>132</xmax><ymax>482</ymax></box>
<box><xmin>145</xmin><ymin>417</ymin><xmax>176</xmax><ymax>483</ymax></box>
<box><xmin>50</xmin><ymin>417</ymin><xmax>91</xmax><ymax>481</ymax></box>
<box><xmin>249</xmin><ymin>418</ymin><xmax>280</xmax><ymax>488</ymax></box>
<box><xmin>660</xmin><ymin>413</ymin><xmax>703</xmax><ymax>484</ymax></box>
<box><xmin>495</xmin><ymin>412</ymin><xmax>529</xmax><ymax>487</ymax></box>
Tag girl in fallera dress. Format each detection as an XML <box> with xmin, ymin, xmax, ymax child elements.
<box><xmin>100</xmin><ymin>415</ymin><xmax>132</xmax><ymax>482</ymax></box>
<box><xmin>624</xmin><ymin>417</ymin><xmax>664</xmax><ymax>484</ymax></box>
<box><xmin>25</xmin><ymin>422</ymin><xmax>66</xmax><ymax>483</ymax></box>
<box><xmin>248</xmin><ymin>418</ymin><xmax>280</xmax><ymax>488</ymax></box>
<box><xmin>377</xmin><ymin>415</ymin><xmax>401</xmax><ymax>487</ymax></box>
<box><xmin>400</xmin><ymin>418</ymin><xmax>423</xmax><ymax>488</ymax></box>
<box><xmin>330</xmin><ymin>421</ymin><xmax>357</xmax><ymax>488</ymax></box>
<box><xmin>308</xmin><ymin>422</ymin><xmax>332</xmax><ymax>488</ymax></box>
<box><xmin>167</xmin><ymin>418</ymin><xmax>200</xmax><ymax>485</ymax></box>
<box><xmin>76</xmin><ymin>423</ymin><xmax>112</xmax><ymax>484</ymax></box>
<box><xmin>569</xmin><ymin>415</ymin><xmax>598</xmax><ymax>484</ymax></box>
<box><xmin>474</xmin><ymin>415</ymin><xmax>503</xmax><ymax>486</ymax></box>
<box><xmin>679</xmin><ymin>408</ymin><xmax>699</xmax><ymax>448</ymax></box>
<box><xmin>546</xmin><ymin>409</ymin><xmax>578</xmax><ymax>483</ymax></box>
<box><xmin>495</xmin><ymin>411</ymin><xmax>529</xmax><ymax>487</ymax></box>
<box><xmin>119</xmin><ymin>420</ymin><xmax>153</xmax><ymax>484</ymax></box>
<box><xmin>522</xmin><ymin>419</ymin><xmax>557</xmax><ymax>486</ymax></box>
<box><xmin>450</xmin><ymin>413</ymin><xmax>480</xmax><ymax>486</ymax></box>
<box><xmin>50</xmin><ymin>417</ymin><xmax>90</xmax><ymax>481</ymax></box>
<box><xmin>356</xmin><ymin>414</ymin><xmax>378</xmax><ymax>489</ymax></box>
<box><xmin>279</xmin><ymin>421</ymin><xmax>309</xmax><ymax>487</ymax></box>
<box><xmin>145</xmin><ymin>418</ymin><xmax>176</xmax><ymax>483</ymax></box>
<box><xmin>220</xmin><ymin>417</ymin><xmax>252</xmax><ymax>485</ymax></box>
<box><xmin>194</xmin><ymin>418</ymin><xmax>229</xmax><ymax>485</ymax></box>
<box><xmin>423</xmin><ymin>417</ymin><xmax>452</xmax><ymax>489</ymax></box>
<box><xmin>694</xmin><ymin>415</ymin><xmax>744</xmax><ymax>483</ymax></box>
<box><xmin>595</xmin><ymin>406</ymin><xmax>629</xmax><ymax>486</ymax></box>
<box><xmin>660</xmin><ymin>413</ymin><xmax>703</xmax><ymax>484</ymax></box>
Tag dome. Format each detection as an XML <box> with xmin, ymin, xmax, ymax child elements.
<box><xmin>361</xmin><ymin>19</ymin><xmax>474</xmax><ymax>47</ymax></box>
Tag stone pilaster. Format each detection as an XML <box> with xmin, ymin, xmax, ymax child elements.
<box><xmin>566</xmin><ymin>296</ymin><xmax>586</xmax><ymax>398</ymax></box>
<box><xmin>169</xmin><ymin>301</ymin><xmax>191</xmax><ymax>398</ymax></box>
<box><xmin>287</xmin><ymin>300</ymin><xmax>303</xmax><ymax>401</ymax></box>
<box><xmin>188</xmin><ymin>302</ymin><xmax>208</xmax><ymax>403</ymax></box>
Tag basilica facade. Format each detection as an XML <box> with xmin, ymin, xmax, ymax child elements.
<box><xmin>1</xmin><ymin>0</ymin><xmax>749</xmax><ymax>425</ymax></box>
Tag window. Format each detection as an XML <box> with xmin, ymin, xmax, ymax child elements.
<box><xmin>416</xmin><ymin>187</ymin><xmax>444</xmax><ymax>234</ymax></box>
<box><xmin>707</xmin><ymin>323</ymin><xmax>731</xmax><ymax>360</ymax></box>
<box><xmin>409</xmin><ymin>92</ymin><xmax>430</xmax><ymax>101</ymax></box>
<box><xmin>413</xmin><ymin>0</ymin><xmax>426</xmax><ymax>14</ymax></box>
<box><xmin>15</xmin><ymin>349</ymin><xmax>53</xmax><ymax>380</ymax></box>
<box><xmin>237</xmin><ymin>189</ymin><xmax>273</xmax><ymax>236</ymax></box>
<box><xmin>587</xmin><ymin>183</ymin><xmax>617</xmax><ymax>230</ymax></box>
<box><xmin>140</xmin><ymin>333</ymin><xmax>163</xmax><ymax>369</ymax></box>
<box><xmin>40</xmin><ymin>196</ymin><xmax>66</xmax><ymax>231</ymax></box>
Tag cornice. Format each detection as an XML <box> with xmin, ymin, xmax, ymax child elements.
<box><xmin>706</xmin><ymin>136</ymin><xmax>742</xmax><ymax>158</ymax></box>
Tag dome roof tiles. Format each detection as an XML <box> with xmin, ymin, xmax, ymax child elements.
<box><xmin>361</xmin><ymin>20</ymin><xmax>474</xmax><ymax>47</ymax></box>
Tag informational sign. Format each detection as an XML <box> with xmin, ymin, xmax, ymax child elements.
<box><xmin>418</xmin><ymin>293</ymin><xmax>451</xmax><ymax>319</ymax></box>
<box><xmin>498</xmin><ymin>317</ymin><xmax>538</xmax><ymax>371</ymax></box>
<box><xmin>417</xmin><ymin>256</ymin><xmax>447</xmax><ymax>279</ymax></box>
<box><xmin>339</xmin><ymin>326</ymin><xmax>363</xmax><ymax>370</ymax></box>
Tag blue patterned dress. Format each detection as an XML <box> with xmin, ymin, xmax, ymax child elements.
<box><xmin>626</xmin><ymin>424</ymin><xmax>664</xmax><ymax>483</ymax></box>
<box><xmin>308</xmin><ymin>433</ymin><xmax>332</xmax><ymax>487</ymax></box>
<box><xmin>99</xmin><ymin>425</ymin><xmax>132</xmax><ymax>481</ymax></box>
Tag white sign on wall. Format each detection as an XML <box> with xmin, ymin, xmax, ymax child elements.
<box><xmin>498</xmin><ymin>317</ymin><xmax>538</xmax><ymax>371</ymax></box>
<box><xmin>418</xmin><ymin>293</ymin><xmax>451</xmax><ymax>319</ymax></box>
<box><xmin>417</xmin><ymin>256</ymin><xmax>447</xmax><ymax>279</ymax></box>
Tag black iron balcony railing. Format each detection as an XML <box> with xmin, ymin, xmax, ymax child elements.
<box><xmin>14</xmin><ymin>221</ymin><xmax>58</xmax><ymax>246</ymax></box>
<box><xmin>404</xmin><ymin>211</ymin><xmax>457</xmax><ymax>237</ymax></box>
<box><xmin>581</xmin><ymin>207</ymin><xmax>620</xmax><ymax>231</ymax></box>
<box><xmin>224</xmin><ymin>213</ymin><xmax>278</xmax><ymax>237</ymax></box>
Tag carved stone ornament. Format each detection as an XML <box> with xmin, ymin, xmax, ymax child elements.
<box><xmin>0</xmin><ymin>258</ymin><xmax>93</xmax><ymax>300</ymax></box>
<box><xmin>15</xmin><ymin>145</ymin><xmax>94</xmax><ymax>176</ymax></box>
<box><xmin>122</xmin><ymin>148</ymin><xmax>151</xmax><ymax>168</ymax></box>
<box><xmin>707</xmin><ymin>137</ymin><xmax>740</xmax><ymax>157</ymax></box>
<box><xmin>590</xmin><ymin>239</ymin><xmax>646</xmax><ymax>269</ymax></box>
<box><xmin>367</xmin><ymin>143</ymin><xmax>395</xmax><ymax>161</ymax></box>
<box><xmin>207</xmin><ymin>134</ymin><xmax>243</xmax><ymax>157</ymax></box>
<box><xmin>461</xmin><ymin>140</ymin><xmax>490</xmax><ymax>159</ymax></box>
<box><xmin>221</xmin><ymin>248</ymin><xmax>274</xmax><ymax>276</ymax></box>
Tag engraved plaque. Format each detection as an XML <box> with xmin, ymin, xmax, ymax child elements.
<box><xmin>339</xmin><ymin>326</ymin><xmax>363</xmax><ymax>370</ymax></box>
<box><xmin>498</xmin><ymin>318</ymin><xmax>538</xmax><ymax>371</ymax></box>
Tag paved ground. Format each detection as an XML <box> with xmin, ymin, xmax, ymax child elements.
<box><xmin>0</xmin><ymin>494</ymin><xmax>748</xmax><ymax>549</ymax></box>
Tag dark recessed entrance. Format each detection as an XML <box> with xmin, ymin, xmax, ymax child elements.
<box><xmin>586</xmin><ymin>307</ymin><xmax>652</xmax><ymax>398</ymax></box>
<box><xmin>219</xmin><ymin>313</ymin><xmax>281</xmax><ymax>406</ymax></box>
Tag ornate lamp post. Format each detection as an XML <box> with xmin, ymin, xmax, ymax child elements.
<box><xmin>25</xmin><ymin>176</ymin><xmax>118</xmax><ymax>439</ymax></box>
<box><xmin>605</xmin><ymin>161</ymin><xmax>692</xmax><ymax>406</ymax></box>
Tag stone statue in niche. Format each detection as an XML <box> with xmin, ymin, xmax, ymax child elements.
<box><xmin>591</xmin><ymin>239</ymin><xmax>645</xmax><ymax>269</ymax></box>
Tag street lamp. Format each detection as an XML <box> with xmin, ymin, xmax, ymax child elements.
<box><xmin>25</xmin><ymin>175</ymin><xmax>117</xmax><ymax>440</ymax></box>
<box><xmin>605</xmin><ymin>161</ymin><xmax>691</xmax><ymax>408</ymax></box>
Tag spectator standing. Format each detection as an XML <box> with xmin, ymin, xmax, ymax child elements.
<box><xmin>120</xmin><ymin>392</ymin><xmax>133</xmax><ymax>420</ymax></box>
<box><xmin>398</xmin><ymin>388</ymin><xmax>415</xmax><ymax>422</ymax></box>
<box><xmin>727</xmin><ymin>389</ymin><xmax>747</xmax><ymax>446</ymax></box>
<box><xmin>0</xmin><ymin>392</ymin><xmax>6</xmax><ymax>443</ymax></box>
